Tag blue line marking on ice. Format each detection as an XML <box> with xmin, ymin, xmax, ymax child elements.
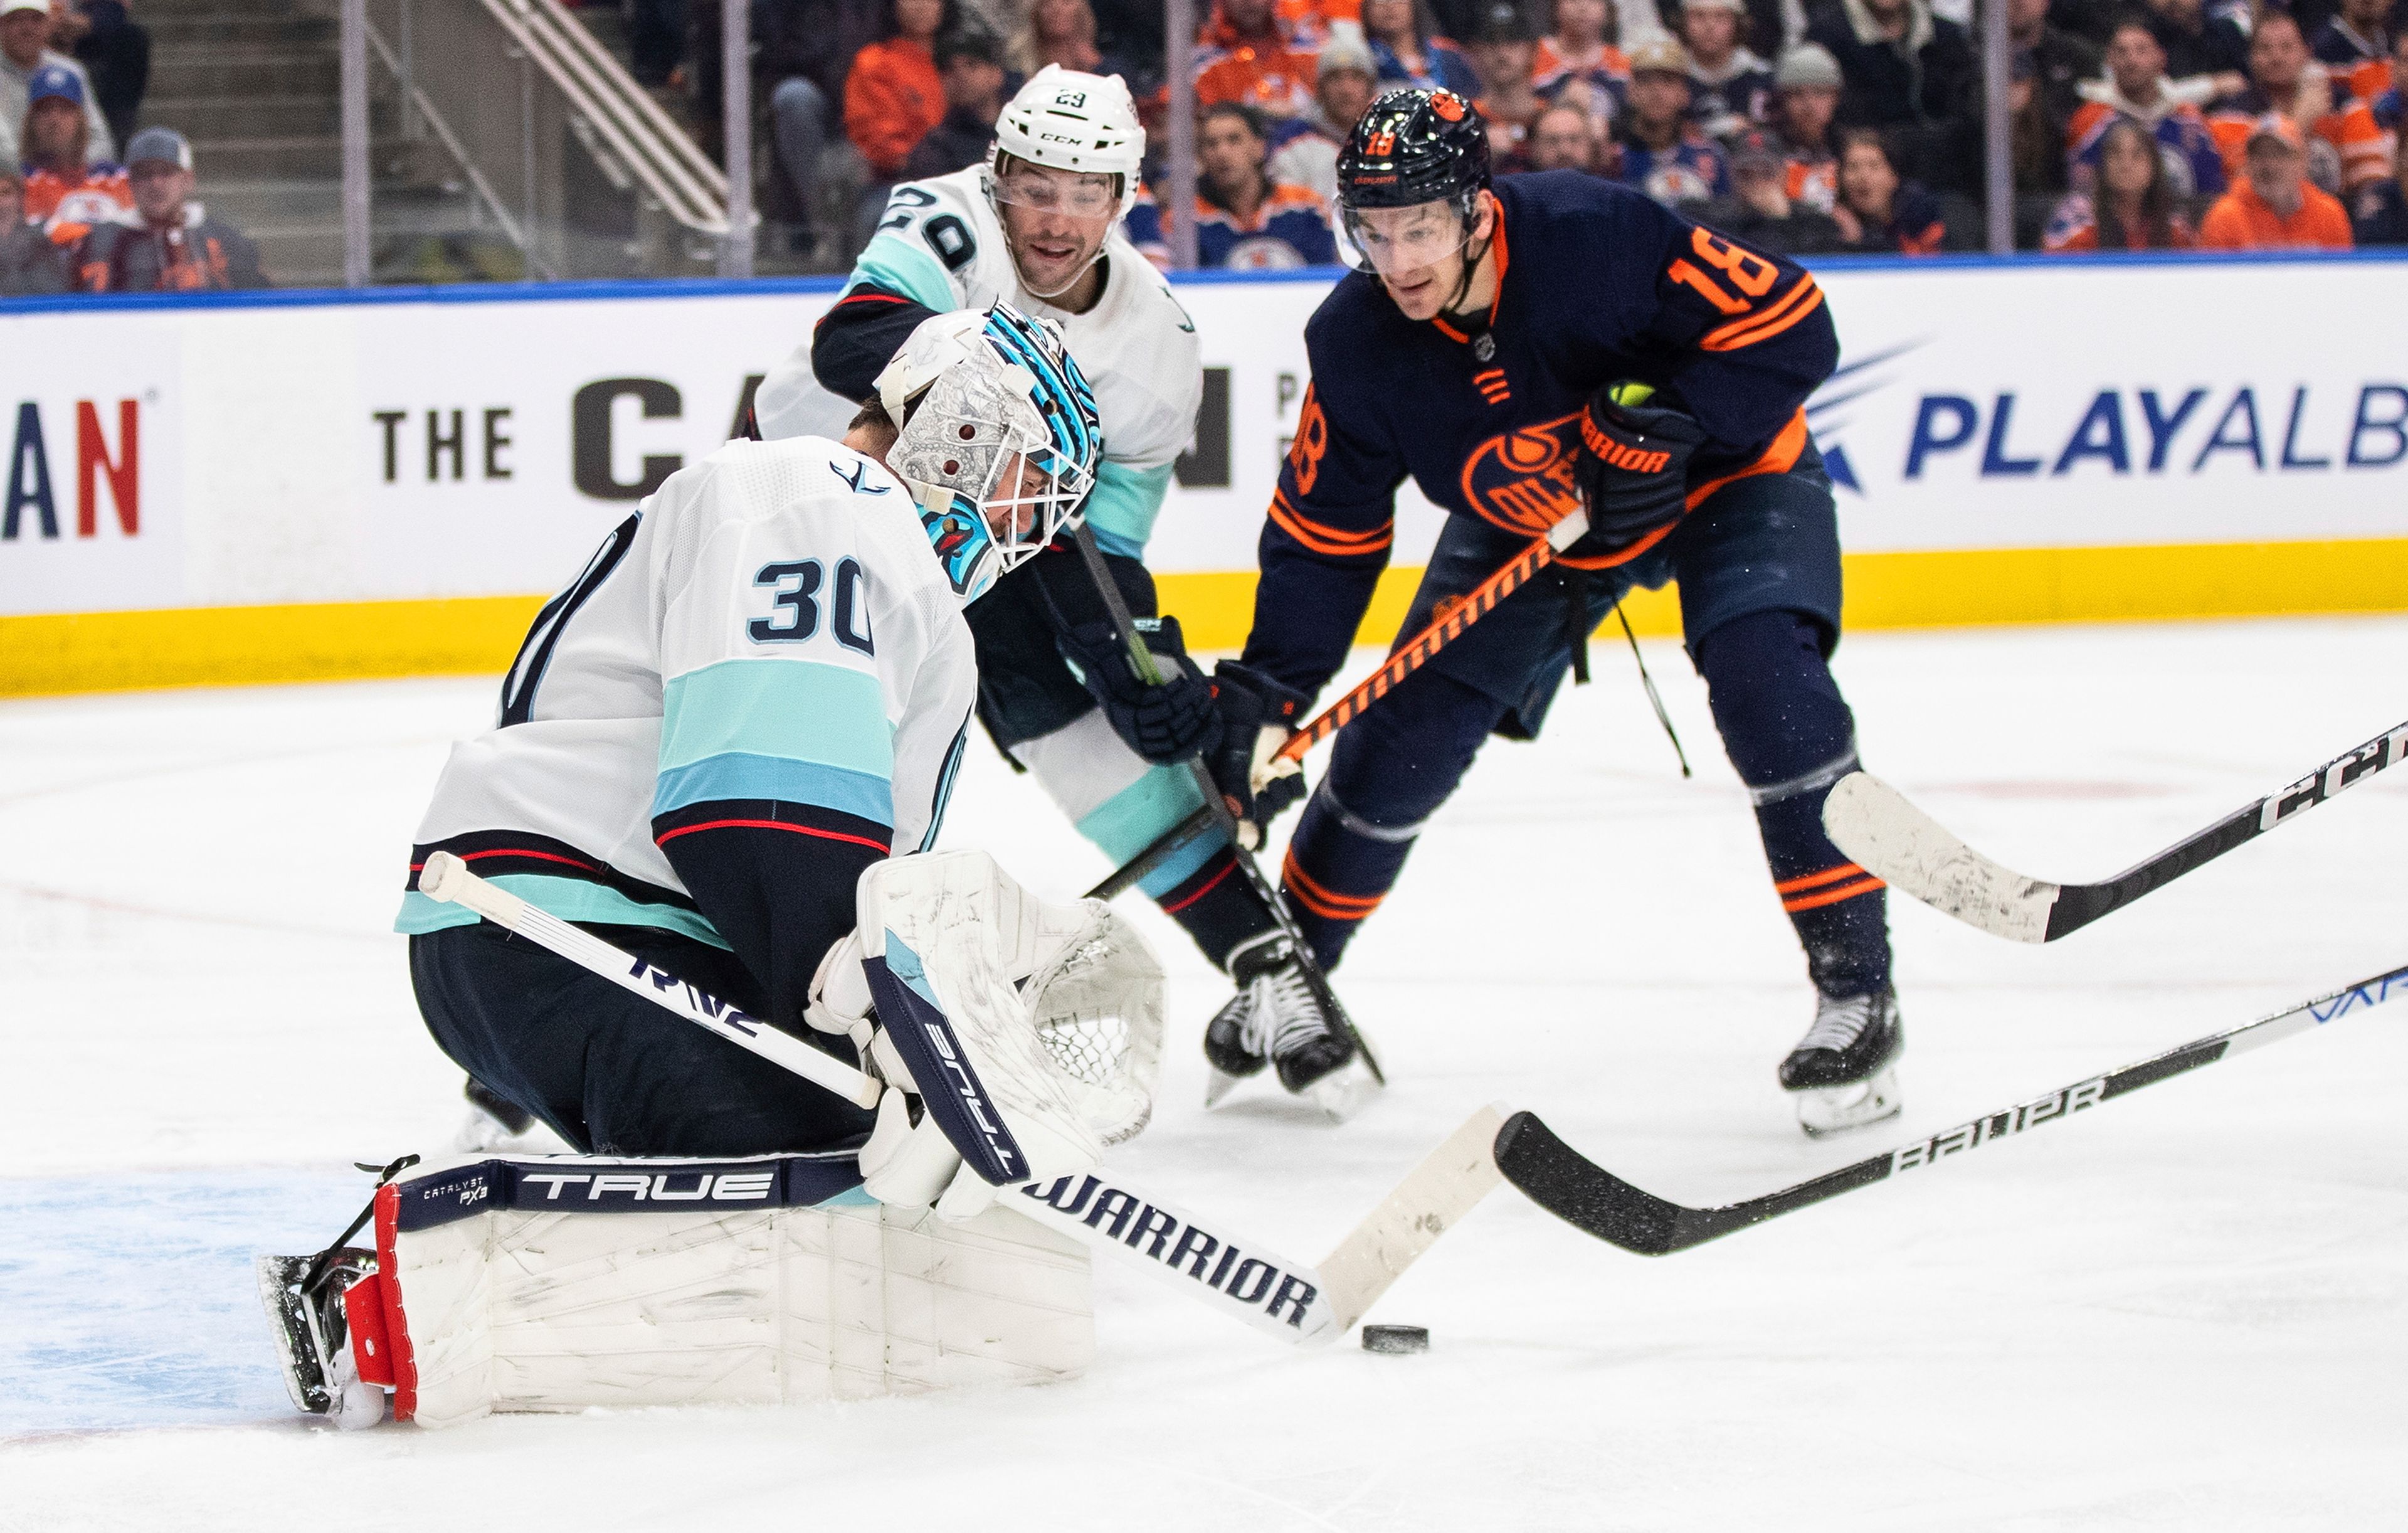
<box><xmin>0</xmin><ymin>1171</ymin><xmax>365</xmax><ymax>1436</ymax></box>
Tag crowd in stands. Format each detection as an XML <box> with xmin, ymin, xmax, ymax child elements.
<box><xmin>668</xmin><ymin>0</ymin><xmax>2408</xmax><ymax>266</ymax></box>
<box><xmin>3</xmin><ymin>0</ymin><xmax>268</xmax><ymax>295</ymax></box>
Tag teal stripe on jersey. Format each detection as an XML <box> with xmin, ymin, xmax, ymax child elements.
<box><xmin>1084</xmin><ymin>460</ymin><xmax>1176</xmax><ymax>560</ymax></box>
<box><xmin>1072</xmin><ymin>763</ymin><xmax>1227</xmax><ymax>896</ymax></box>
<box><xmin>661</xmin><ymin>659</ymin><xmax>893</xmax><ymax>779</ymax></box>
<box><xmin>652</xmin><ymin>753</ymin><xmax>895</xmax><ymax>825</ymax></box>
<box><xmin>394</xmin><ymin>874</ymin><xmax>731</xmax><ymax>948</ymax></box>
<box><xmin>847</xmin><ymin>231</ymin><xmax>956</xmax><ymax>313</ymax></box>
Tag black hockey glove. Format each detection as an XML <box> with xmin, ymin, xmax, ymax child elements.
<box><xmin>1057</xmin><ymin>613</ymin><xmax>1225</xmax><ymax>765</ymax></box>
<box><xmin>1207</xmin><ymin>661</ymin><xmax>1311</xmax><ymax>835</ymax></box>
<box><xmin>1570</xmin><ymin>383</ymin><xmax>1708</xmax><ymax>559</ymax></box>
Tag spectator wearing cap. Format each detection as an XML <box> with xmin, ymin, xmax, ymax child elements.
<box><xmin>1681</xmin><ymin>0</ymin><xmax>1774</xmax><ymax>139</ymax></box>
<box><xmin>1267</xmin><ymin>32</ymin><xmax>1381</xmax><ymax>201</ymax></box>
<box><xmin>75</xmin><ymin>126</ymin><xmax>267</xmax><ymax>290</ymax></box>
<box><xmin>1830</xmin><ymin>125</ymin><xmax>1953</xmax><ymax>250</ymax></box>
<box><xmin>2</xmin><ymin>0</ymin><xmax>112</xmax><ymax>164</ymax></box>
<box><xmin>1526</xmin><ymin>99</ymin><xmax>1606</xmax><ymax>169</ymax></box>
<box><xmin>1616</xmin><ymin>38</ymin><xmax>1731</xmax><ymax>202</ymax></box>
<box><xmin>2141</xmin><ymin>0</ymin><xmax>2248</xmax><ymax>88</ymax></box>
<box><xmin>899</xmin><ymin>30</ymin><xmax>1006</xmax><ymax>180</ymax></box>
<box><xmin>1770</xmin><ymin>42</ymin><xmax>1843</xmax><ymax>208</ymax></box>
<box><xmin>50</xmin><ymin>0</ymin><xmax>146</xmax><ymax>155</ymax></box>
<box><xmin>844</xmin><ymin>0</ymin><xmax>953</xmax><ymax>182</ymax></box>
<box><xmin>2313</xmin><ymin>0</ymin><xmax>2396</xmax><ymax>104</ymax></box>
<box><xmin>1714</xmin><ymin>123</ymin><xmax>1846</xmax><ymax>247</ymax></box>
<box><xmin>1802</xmin><ymin>0</ymin><xmax>1975</xmax><ymax>167</ymax></box>
<box><xmin>2065</xmin><ymin>16</ymin><xmax>2226</xmax><ymax>198</ymax></box>
<box><xmin>1126</xmin><ymin>101</ymin><xmax>1338</xmax><ymax>267</ymax></box>
<box><xmin>2199</xmin><ymin>111</ymin><xmax>2355</xmax><ymax>247</ymax></box>
<box><xmin>2042</xmin><ymin>112</ymin><xmax>2194</xmax><ymax>248</ymax></box>
<box><xmin>1195</xmin><ymin>0</ymin><xmax>1322</xmax><ymax>122</ymax></box>
<box><xmin>1360</xmin><ymin>0</ymin><xmax>1483</xmax><ymax>99</ymax></box>
<box><xmin>1534</xmin><ymin>0</ymin><xmax>1632</xmax><ymax>129</ymax></box>
<box><xmin>1465</xmin><ymin>3</ymin><xmax>1545</xmax><ymax>167</ymax></box>
<box><xmin>2207</xmin><ymin>12</ymin><xmax>2387</xmax><ymax>196</ymax></box>
<box><xmin>17</xmin><ymin>61</ymin><xmax>126</xmax><ymax>247</ymax></box>
<box><xmin>0</xmin><ymin>159</ymin><xmax>67</xmax><ymax>292</ymax></box>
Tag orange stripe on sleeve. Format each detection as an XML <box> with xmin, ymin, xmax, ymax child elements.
<box><xmin>1267</xmin><ymin>491</ymin><xmax>1393</xmax><ymax>559</ymax></box>
<box><xmin>1699</xmin><ymin>274</ymin><xmax>1825</xmax><ymax>353</ymax></box>
<box><xmin>1774</xmin><ymin>861</ymin><xmax>1868</xmax><ymax>895</ymax></box>
<box><xmin>1684</xmin><ymin>409</ymin><xmax>1809</xmax><ymax>512</ymax></box>
<box><xmin>1782</xmin><ymin>876</ymin><xmax>1885</xmax><ymax>913</ymax></box>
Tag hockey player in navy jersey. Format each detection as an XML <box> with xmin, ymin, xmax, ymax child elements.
<box><xmin>402</xmin><ymin>305</ymin><xmax>1105</xmax><ymax>1160</ymax></box>
<box><xmin>1207</xmin><ymin>88</ymin><xmax>1902</xmax><ymax>1135</ymax></box>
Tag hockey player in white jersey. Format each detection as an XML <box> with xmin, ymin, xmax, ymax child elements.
<box><xmin>755</xmin><ymin>67</ymin><xmax>1369</xmax><ymax>1110</ymax></box>
<box><xmin>402</xmin><ymin>304</ymin><xmax>1105</xmax><ymax>1160</ymax></box>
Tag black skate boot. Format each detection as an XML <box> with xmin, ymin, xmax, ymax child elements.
<box><xmin>257</xmin><ymin>1247</ymin><xmax>386</xmax><ymax>1429</ymax></box>
<box><xmin>1201</xmin><ymin>931</ymin><xmax>1379</xmax><ymax>1122</ymax></box>
<box><xmin>455</xmin><ymin>1075</ymin><xmax>537</xmax><ymax>1152</ymax></box>
<box><xmin>1778</xmin><ymin>987</ymin><xmax>1904</xmax><ymax>1137</ymax></box>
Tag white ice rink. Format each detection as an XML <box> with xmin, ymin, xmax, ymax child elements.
<box><xmin>4</xmin><ymin>617</ymin><xmax>2405</xmax><ymax>1530</ymax></box>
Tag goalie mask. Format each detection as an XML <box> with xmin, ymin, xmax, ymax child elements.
<box><xmin>875</xmin><ymin>303</ymin><xmax>1102</xmax><ymax>605</ymax></box>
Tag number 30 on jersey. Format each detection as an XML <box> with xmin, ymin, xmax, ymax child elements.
<box><xmin>749</xmin><ymin>558</ymin><xmax>874</xmax><ymax>654</ymax></box>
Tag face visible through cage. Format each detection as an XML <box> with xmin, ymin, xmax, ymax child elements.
<box><xmin>894</xmin><ymin>359</ymin><xmax>1094</xmax><ymax>595</ymax></box>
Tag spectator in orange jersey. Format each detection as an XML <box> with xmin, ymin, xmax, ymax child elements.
<box><xmin>16</xmin><ymin>62</ymin><xmax>126</xmax><ymax>247</ymax></box>
<box><xmin>2042</xmin><ymin>114</ymin><xmax>2196</xmax><ymax>250</ymax></box>
<box><xmin>844</xmin><ymin>0</ymin><xmax>953</xmax><ymax>179</ymax></box>
<box><xmin>0</xmin><ymin>161</ymin><xmax>69</xmax><ymax>293</ymax></box>
<box><xmin>2209</xmin><ymin>11</ymin><xmax>2389</xmax><ymax>194</ymax></box>
<box><xmin>1829</xmin><ymin>126</ymin><xmax>1952</xmax><ymax>252</ymax></box>
<box><xmin>1277</xmin><ymin>0</ymin><xmax>1359</xmax><ymax>50</ymax></box>
<box><xmin>1534</xmin><ymin>0</ymin><xmax>1630</xmax><ymax>126</ymax></box>
<box><xmin>1770</xmin><ymin>43</ymin><xmax>1842</xmax><ymax>211</ymax></box>
<box><xmin>1195</xmin><ymin>0</ymin><xmax>1323</xmax><ymax>122</ymax></box>
<box><xmin>2199</xmin><ymin>113</ymin><xmax>2355</xmax><ymax>248</ymax></box>
<box><xmin>78</xmin><ymin>127</ymin><xmax>268</xmax><ymax>290</ymax></box>
<box><xmin>2313</xmin><ymin>0</ymin><xmax>2397</xmax><ymax>104</ymax></box>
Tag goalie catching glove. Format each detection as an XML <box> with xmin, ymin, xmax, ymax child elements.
<box><xmin>806</xmin><ymin>849</ymin><xmax>1166</xmax><ymax>1218</ymax></box>
<box><xmin>1569</xmin><ymin>382</ymin><xmax>1707</xmax><ymax>560</ymax></box>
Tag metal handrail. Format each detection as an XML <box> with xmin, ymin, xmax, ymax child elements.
<box><xmin>523</xmin><ymin>0</ymin><xmax>726</xmax><ymax>198</ymax></box>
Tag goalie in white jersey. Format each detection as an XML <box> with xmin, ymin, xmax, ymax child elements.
<box><xmin>398</xmin><ymin>304</ymin><xmax>1104</xmax><ymax>1159</ymax></box>
<box><xmin>755</xmin><ymin>68</ymin><xmax>1349</xmax><ymax>1103</ymax></box>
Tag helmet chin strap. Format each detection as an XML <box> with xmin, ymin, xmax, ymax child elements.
<box><xmin>1439</xmin><ymin>199</ymin><xmax>1496</xmax><ymax>327</ymax></box>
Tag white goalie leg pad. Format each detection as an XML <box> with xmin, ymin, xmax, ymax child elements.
<box><xmin>332</xmin><ymin>1152</ymin><xmax>1092</xmax><ymax>1428</ymax></box>
<box><xmin>856</xmin><ymin>851</ymin><xmax>1165</xmax><ymax>1211</ymax></box>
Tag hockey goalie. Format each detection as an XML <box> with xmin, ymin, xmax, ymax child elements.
<box><xmin>261</xmin><ymin>304</ymin><xmax>1167</xmax><ymax>1427</ymax></box>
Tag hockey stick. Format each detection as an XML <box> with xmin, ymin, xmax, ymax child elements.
<box><xmin>1824</xmin><ymin>719</ymin><xmax>2408</xmax><ymax>943</ymax></box>
<box><xmin>1084</xmin><ymin>804</ymin><xmax>1217</xmax><ymax>901</ymax></box>
<box><xmin>1493</xmin><ymin>958</ymin><xmax>2408</xmax><ymax>1255</ymax></box>
<box><xmin>415</xmin><ymin>851</ymin><xmax>1485</xmax><ymax>1341</ymax></box>
<box><xmin>1067</xmin><ymin>524</ymin><xmax>1386</xmax><ymax>1088</ymax></box>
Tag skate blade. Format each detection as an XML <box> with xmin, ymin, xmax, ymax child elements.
<box><xmin>1304</xmin><ymin>1056</ymin><xmax>1383</xmax><ymax>1124</ymax></box>
<box><xmin>1795</xmin><ymin>1065</ymin><xmax>1903</xmax><ymax>1138</ymax></box>
<box><xmin>256</xmin><ymin>1253</ymin><xmax>330</xmax><ymax>1414</ymax></box>
<box><xmin>1204</xmin><ymin>1067</ymin><xmax>1248</xmax><ymax>1109</ymax></box>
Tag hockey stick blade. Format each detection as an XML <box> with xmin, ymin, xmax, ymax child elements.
<box><xmin>1496</xmin><ymin>958</ymin><xmax>2408</xmax><ymax>1255</ymax></box>
<box><xmin>1826</xmin><ymin>719</ymin><xmax>2408</xmax><ymax>943</ymax></box>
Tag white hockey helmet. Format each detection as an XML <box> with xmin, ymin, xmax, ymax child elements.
<box><xmin>986</xmin><ymin>65</ymin><xmax>1146</xmax><ymax>220</ymax></box>
<box><xmin>874</xmin><ymin>302</ymin><xmax>1102</xmax><ymax>605</ymax></box>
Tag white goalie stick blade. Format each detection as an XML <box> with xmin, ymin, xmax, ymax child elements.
<box><xmin>1314</xmin><ymin>1102</ymin><xmax>1507</xmax><ymax>1329</ymax></box>
<box><xmin>1825</xmin><ymin>720</ymin><xmax>2408</xmax><ymax>944</ymax></box>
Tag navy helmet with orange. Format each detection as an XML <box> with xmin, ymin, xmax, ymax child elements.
<box><xmin>1333</xmin><ymin>87</ymin><xmax>1496</xmax><ymax>309</ymax></box>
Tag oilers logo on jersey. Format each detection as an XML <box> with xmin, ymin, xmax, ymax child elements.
<box><xmin>1459</xmin><ymin>415</ymin><xmax>1584</xmax><ymax>537</ymax></box>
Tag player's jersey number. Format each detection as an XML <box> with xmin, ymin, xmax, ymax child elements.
<box><xmin>748</xmin><ymin>558</ymin><xmax>874</xmax><ymax>655</ymax></box>
<box><xmin>1664</xmin><ymin>227</ymin><xmax>1777</xmax><ymax>316</ymax></box>
<box><xmin>874</xmin><ymin>186</ymin><xmax>978</xmax><ymax>273</ymax></box>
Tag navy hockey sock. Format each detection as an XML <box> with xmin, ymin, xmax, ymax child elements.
<box><xmin>1155</xmin><ymin>843</ymin><xmax>1281</xmax><ymax>971</ymax></box>
<box><xmin>1283</xmin><ymin>671</ymin><xmax>1505</xmax><ymax>970</ymax></box>
<box><xmin>1693</xmin><ymin>609</ymin><xmax>1892</xmax><ymax>996</ymax></box>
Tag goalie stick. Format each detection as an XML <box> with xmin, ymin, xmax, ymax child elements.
<box><xmin>1492</xmin><ymin>958</ymin><xmax>2408</xmax><ymax>1255</ymax></box>
<box><xmin>415</xmin><ymin>851</ymin><xmax>1490</xmax><ymax>1341</ymax></box>
<box><xmin>1066</xmin><ymin>524</ymin><xmax>1386</xmax><ymax>1090</ymax></box>
<box><xmin>1823</xmin><ymin>720</ymin><xmax>2408</xmax><ymax>943</ymax></box>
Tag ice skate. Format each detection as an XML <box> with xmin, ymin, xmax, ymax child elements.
<box><xmin>453</xmin><ymin>1075</ymin><xmax>541</xmax><ymax>1153</ymax></box>
<box><xmin>1201</xmin><ymin>931</ymin><xmax>1378</xmax><ymax>1122</ymax></box>
<box><xmin>257</xmin><ymin>1248</ymin><xmax>386</xmax><ymax>1430</ymax></box>
<box><xmin>1779</xmin><ymin>987</ymin><xmax>1904</xmax><ymax>1137</ymax></box>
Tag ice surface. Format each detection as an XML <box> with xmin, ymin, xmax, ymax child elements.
<box><xmin>4</xmin><ymin>622</ymin><xmax>2405</xmax><ymax>1529</ymax></box>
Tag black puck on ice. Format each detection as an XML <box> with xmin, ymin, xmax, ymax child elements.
<box><xmin>1361</xmin><ymin>1324</ymin><xmax>1429</xmax><ymax>1355</ymax></box>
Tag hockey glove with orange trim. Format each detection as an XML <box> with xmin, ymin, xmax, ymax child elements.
<box><xmin>1207</xmin><ymin>662</ymin><xmax>1310</xmax><ymax>837</ymax></box>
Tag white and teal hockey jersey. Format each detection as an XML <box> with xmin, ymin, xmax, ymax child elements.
<box><xmin>753</xmin><ymin>167</ymin><xmax>1202</xmax><ymax>561</ymax></box>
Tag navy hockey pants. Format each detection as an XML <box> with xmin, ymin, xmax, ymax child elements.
<box><xmin>411</xmin><ymin>922</ymin><xmax>874</xmax><ymax>1157</ymax></box>
<box><xmin>1281</xmin><ymin>454</ymin><xmax>1891</xmax><ymax>997</ymax></box>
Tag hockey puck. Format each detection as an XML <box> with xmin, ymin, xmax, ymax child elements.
<box><xmin>1361</xmin><ymin>1324</ymin><xmax>1429</xmax><ymax>1355</ymax></box>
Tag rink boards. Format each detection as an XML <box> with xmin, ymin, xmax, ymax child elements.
<box><xmin>8</xmin><ymin>252</ymin><xmax>2408</xmax><ymax>694</ymax></box>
